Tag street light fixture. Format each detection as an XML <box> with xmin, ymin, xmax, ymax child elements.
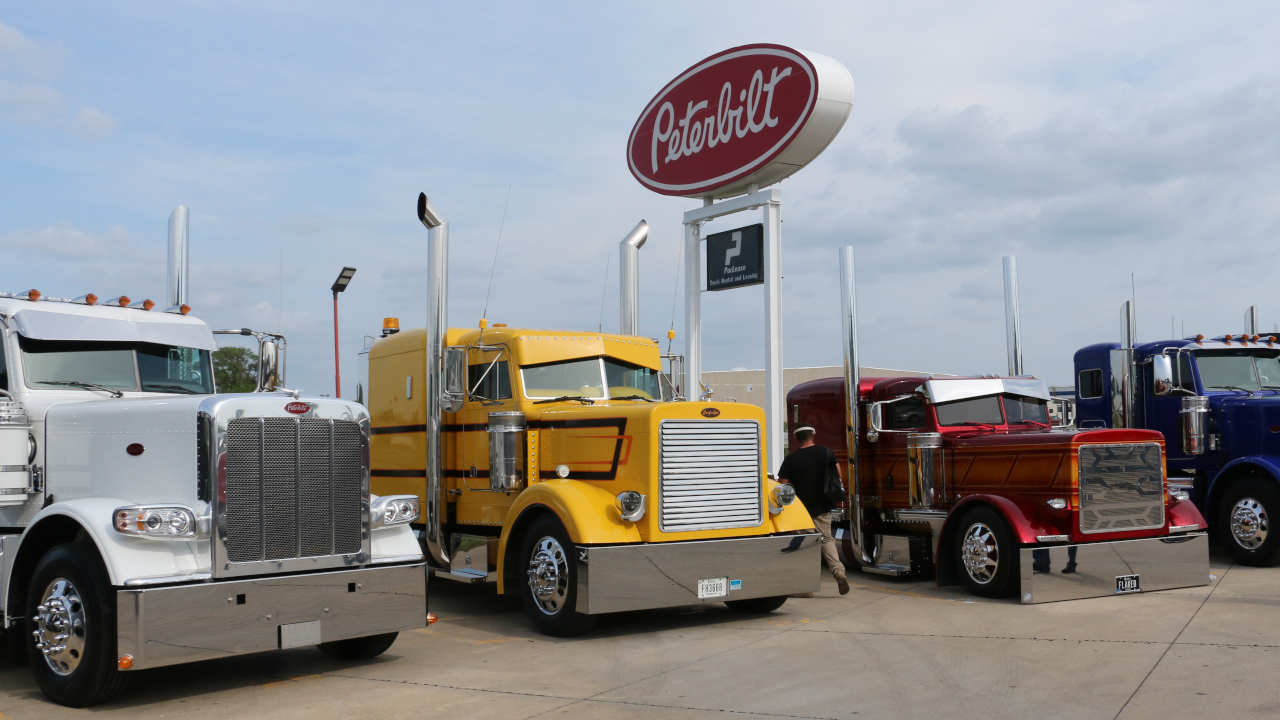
<box><xmin>331</xmin><ymin>266</ymin><xmax>356</xmax><ymax>398</ymax></box>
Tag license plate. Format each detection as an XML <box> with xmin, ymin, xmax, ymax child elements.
<box><xmin>1116</xmin><ymin>574</ymin><xmax>1141</xmax><ymax>594</ymax></box>
<box><xmin>698</xmin><ymin>577</ymin><xmax>728</xmax><ymax>599</ymax></box>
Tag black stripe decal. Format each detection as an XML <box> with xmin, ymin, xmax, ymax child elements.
<box><xmin>371</xmin><ymin>469</ymin><xmax>427</xmax><ymax>478</ymax></box>
<box><xmin>371</xmin><ymin>424</ymin><xmax>427</xmax><ymax>435</ymax></box>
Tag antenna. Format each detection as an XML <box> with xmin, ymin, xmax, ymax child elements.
<box><xmin>481</xmin><ymin>185</ymin><xmax>513</xmax><ymax>325</ymax></box>
<box><xmin>667</xmin><ymin>231</ymin><xmax>683</xmax><ymax>354</ymax></box>
<box><xmin>598</xmin><ymin>251</ymin><xmax>611</xmax><ymax>333</ymax></box>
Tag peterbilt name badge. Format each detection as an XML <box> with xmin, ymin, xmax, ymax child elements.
<box><xmin>285</xmin><ymin>402</ymin><xmax>310</xmax><ymax>415</ymax></box>
<box><xmin>701</xmin><ymin>408</ymin><xmax>721</xmax><ymax>418</ymax></box>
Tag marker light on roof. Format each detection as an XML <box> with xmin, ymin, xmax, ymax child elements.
<box><xmin>1253</xmin><ymin>334</ymin><xmax>1261</xmax><ymax>341</ymax></box>
<box><xmin>1226</xmin><ymin>334</ymin><xmax>1234</xmax><ymax>341</ymax></box>
<box><xmin>25</xmin><ymin>289</ymin><xmax>40</xmax><ymax>302</ymax></box>
<box><xmin>105</xmin><ymin>295</ymin><xmax>131</xmax><ymax>307</ymax></box>
<box><xmin>1196</xmin><ymin>334</ymin><xmax>1205</xmax><ymax>342</ymax></box>
<box><xmin>73</xmin><ymin>294</ymin><xmax>98</xmax><ymax>306</ymax></box>
<box><xmin>180</xmin><ymin>304</ymin><xmax>191</xmax><ymax>315</ymax></box>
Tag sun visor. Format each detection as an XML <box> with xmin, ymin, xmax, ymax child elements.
<box><xmin>924</xmin><ymin>377</ymin><xmax>1051</xmax><ymax>403</ymax></box>
<box><xmin>11</xmin><ymin>309</ymin><xmax>217</xmax><ymax>351</ymax></box>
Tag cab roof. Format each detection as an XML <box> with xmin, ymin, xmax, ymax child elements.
<box><xmin>371</xmin><ymin>325</ymin><xmax>662</xmax><ymax>370</ymax></box>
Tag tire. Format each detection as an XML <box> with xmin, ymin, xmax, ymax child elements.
<box><xmin>954</xmin><ymin>507</ymin><xmax>1019</xmax><ymax>598</ymax></box>
<box><xmin>25</xmin><ymin>543</ymin><xmax>129</xmax><ymax>707</ymax></box>
<box><xmin>724</xmin><ymin>596</ymin><xmax>788</xmax><ymax>613</ymax></box>
<box><xmin>519</xmin><ymin>515</ymin><xmax>596</xmax><ymax>637</ymax></box>
<box><xmin>317</xmin><ymin>632</ymin><xmax>399</xmax><ymax>661</ymax></box>
<box><xmin>1218</xmin><ymin>477</ymin><xmax>1280</xmax><ymax>566</ymax></box>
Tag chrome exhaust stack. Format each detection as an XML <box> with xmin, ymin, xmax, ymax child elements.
<box><xmin>418</xmin><ymin>192</ymin><xmax>451</xmax><ymax>568</ymax></box>
<box><xmin>1002</xmin><ymin>255</ymin><xmax>1023</xmax><ymax>376</ymax></box>
<box><xmin>1112</xmin><ymin>300</ymin><xmax>1137</xmax><ymax>428</ymax></box>
<box><xmin>167</xmin><ymin>206</ymin><xmax>189</xmax><ymax>310</ymax></box>
<box><xmin>618</xmin><ymin>220</ymin><xmax>648</xmax><ymax>337</ymax></box>
<box><xmin>839</xmin><ymin>246</ymin><xmax>873</xmax><ymax>566</ymax></box>
<box><xmin>1245</xmin><ymin>306</ymin><xmax>1259</xmax><ymax>336</ymax></box>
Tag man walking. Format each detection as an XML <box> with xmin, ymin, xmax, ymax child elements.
<box><xmin>777</xmin><ymin>425</ymin><xmax>850</xmax><ymax>595</ymax></box>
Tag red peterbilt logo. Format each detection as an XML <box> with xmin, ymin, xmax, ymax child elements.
<box><xmin>285</xmin><ymin>402</ymin><xmax>310</xmax><ymax>415</ymax></box>
<box><xmin>628</xmin><ymin>44</ymin><xmax>849</xmax><ymax>198</ymax></box>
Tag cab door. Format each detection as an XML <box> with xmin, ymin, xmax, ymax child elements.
<box><xmin>450</xmin><ymin>348</ymin><xmax>518</xmax><ymax>527</ymax></box>
<box><xmin>872</xmin><ymin>395</ymin><xmax>928</xmax><ymax>508</ymax></box>
<box><xmin>1144</xmin><ymin>352</ymin><xmax>1196</xmax><ymax>465</ymax></box>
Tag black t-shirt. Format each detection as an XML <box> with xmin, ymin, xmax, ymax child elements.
<box><xmin>777</xmin><ymin>444</ymin><xmax>837</xmax><ymax>516</ymax></box>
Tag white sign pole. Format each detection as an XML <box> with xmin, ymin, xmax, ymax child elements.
<box><xmin>682</xmin><ymin>187</ymin><xmax>785</xmax><ymax>474</ymax></box>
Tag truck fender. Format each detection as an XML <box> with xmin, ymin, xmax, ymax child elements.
<box><xmin>1206</xmin><ymin>457</ymin><xmax>1280</xmax><ymax>519</ymax></box>
<box><xmin>766</xmin><ymin>479</ymin><xmax>817</xmax><ymax>533</ymax></box>
<box><xmin>1168</xmin><ymin>498</ymin><xmax>1208</xmax><ymax>530</ymax></box>
<box><xmin>935</xmin><ymin>494</ymin><xmax>1062</xmax><ymax>586</ymax></box>
<box><xmin>495</xmin><ymin>481</ymin><xmax>642</xmax><ymax>594</ymax></box>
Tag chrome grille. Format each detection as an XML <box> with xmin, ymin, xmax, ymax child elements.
<box><xmin>1078</xmin><ymin>443</ymin><xmax>1165</xmax><ymax>534</ymax></box>
<box><xmin>224</xmin><ymin>417</ymin><xmax>364</xmax><ymax>564</ymax></box>
<box><xmin>659</xmin><ymin>420</ymin><xmax>762</xmax><ymax>532</ymax></box>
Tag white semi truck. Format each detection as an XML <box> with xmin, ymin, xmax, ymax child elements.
<box><xmin>0</xmin><ymin>209</ymin><xmax>428</xmax><ymax>706</ymax></box>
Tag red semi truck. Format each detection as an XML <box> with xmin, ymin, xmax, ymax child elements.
<box><xmin>787</xmin><ymin>248</ymin><xmax>1212</xmax><ymax>603</ymax></box>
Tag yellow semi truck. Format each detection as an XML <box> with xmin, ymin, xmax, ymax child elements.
<box><xmin>364</xmin><ymin>193</ymin><xmax>821</xmax><ymax>636</ymax></box>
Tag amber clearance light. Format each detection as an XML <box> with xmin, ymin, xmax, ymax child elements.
<box><xmin>25</xmin><ymin>289</ymin><xmax>40</xmax><ymax>302</ymax></box>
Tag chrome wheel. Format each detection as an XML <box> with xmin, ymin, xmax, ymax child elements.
<box><xmin>33</xmin><ymin>578</ymin><xmax>87</xmax><ymax>676</ymax></box>
<box><xmin>1230</xmin><ymin>497</ymin><xmax>1269</xmax><ymax>550</ymax></box>
<box><xmin>526</xmin><ymin>535</ymin><xmax>569</xmax><ymax>615</ymax></box>
<box><xmin>961</xmin><ymin>523</ymin><xmax>999</xmax><ymax>585</ymax></box>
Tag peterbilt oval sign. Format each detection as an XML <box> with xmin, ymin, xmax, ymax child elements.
<box><xmin>285</xmin><ymin>402</ymin><xmax>310</xmax><ymax>415</ymax></box>
<box><xmin>627</xmin><ymin>44</ymin><xmax>854</xmax><ymax>199</ymax></box>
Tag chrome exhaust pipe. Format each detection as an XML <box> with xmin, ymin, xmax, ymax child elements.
<box><xmin>618</xmin><ymin>220</ymin><xmax>648</xmax><ymax>337</ymax></box>
<box><xmin>1245</xmin><ymin>306</ymin><xmax>1259</xmax><ymax>336</ymax></box>
<box><xmin>167</xmin><ymin>206</ymin><xmax>189</xmax><ymax>309</ymax></box>
<box><xmin>1115</xmin><ymin>299</ymin><xmax>1136</xmax><ymax>428</ymax></box>
<box><xmin>418</xmin><ymin>192</ymin><xmax>450</xmax><ymax>568</ymax></box>
<box><xmin>839</xmin><ymin>246</ymin><xmax>873</xmax><ymax>566</ymax></box>
<box><xmin>1002</xmin><ymin>255</ymin><xmax>1022</xmax><ymax>376</ymax></box>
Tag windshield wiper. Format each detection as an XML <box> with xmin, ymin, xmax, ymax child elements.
<box><xmin>143</xmin><ymin>384</ymin><xmax>201</xmax><ymax>395</ymax></box>
<box><xmin>610</xmin><ymin>395</ymin><xmax>656</xmax><ymax>402</ymax></box>
<box><xmin>533</xmin><ymin>395</ymin><xmax>597</xmax><ymax>405</ymax></box>
<box><xmin>1011</xmin><ymin>420</ymin><xmax>1050</xmax><ymax>428</ymax></box>
<box><xmin>1212</xmin><ymin>385</ymin><xmax>1256</xmax><ymax>396</ymax></box>
<box><xmin>952</xmin><ymin>421</ymin><xmax>997</xmax><ymax>430</ymax></box>
<box><xmin>40</xmin><ymin>380</ymin><xmax>124</xmax><ymax>398</ymax></box>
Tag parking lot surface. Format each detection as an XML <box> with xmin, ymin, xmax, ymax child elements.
<box><xmin>1</xmin><ymin>548</ymin><xmax>1277</xmax><ymax>719</ymax></box>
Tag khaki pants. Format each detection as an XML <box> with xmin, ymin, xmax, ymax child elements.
<box><xmin>811</xmin><ymin>511</ymin><xmax>845</xmax><ymax>578</ymax></box>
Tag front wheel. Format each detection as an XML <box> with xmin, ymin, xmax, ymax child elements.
<box><xmin>519</xmin><ymin>515</ymin><xmax>596</xmax><ymax>637</ymax></box>
<box><xmin>955</xmin><ymin>507</ymin><xmax>1019</xmax><ymax>598</ymax></box>
<box><xmin>317</xmin><ymin>632</ymin><xmax>399</xmax><ymax>660</ymax></box>
<box><xmin>26</xmin><ymin>543</ymin><xmax>129</xmax><ymax>707</ymax></box>
<box><xmin>1219</xmin><ymin>478</ymin><xmax>1280</xmax><ymax>566</ymax></box>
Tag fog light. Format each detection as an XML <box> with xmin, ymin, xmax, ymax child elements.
<box><xmin>113</xmin><ymin>505</ymin><xmax>199</xmax><ymax>538</ymax></box>
<box><xmin>556</xmin><ymin>464</ymin><xmax>570</xmax><ymax>478</ymax></box>
<box><xmin>1171</xmin><ymin>489</ymin><xmax>1190</xmax><ymax>502</ymax></box>
<box><xmin>770</xmin><ymin>483</ymin><xmax>797</xmax><ymax>514</ymax></box>
<box><xmin>118</xmin><ymin>654</ymin><xmax>134</xmax><ymax>670</ymax></box>
<box><xmin>371</xmin><ymin>494</ymin><xmax>420</xmax><ymax>528</ymax></box>
<box><xmin>1046</xmin><ymin>498</ymin><xmax>1068</xmax><ymax>510</ymax></box>
<box><xmin>616</xmin><ymin>491</ymin><xmax>646</xmax><ymax>522</ymax></box>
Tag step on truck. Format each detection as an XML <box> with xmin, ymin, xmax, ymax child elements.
<box><xmin>787</xmin><ymin>248</ymin><xmax>1210</xmax><ymax>603</ymax></box>
<box><xmin>364</xmin><ymin>193</ymin><xmax>821</xmax><ymax>636</ymax></box>
<box><xmin>0</xmin><ymin>225</ymin><xmax>427</xmax><ymax>707</ymax></box>
<box><xmin>1074</xmin><ymin>303</ymin><xmax>1280</xmax><ymax>566</ymax></box>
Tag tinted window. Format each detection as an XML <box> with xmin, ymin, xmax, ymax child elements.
<box><xmin>1172</xmin><ymin>354</ymin><xmax>1196</xmax><ymax>392</ymax></box>
<box><xmin>469</xmin><ymin>360</ymin><xmax>512</xmax><ymax>400</ymax></box>
<box><xmin>137</xmin><ymin>344</ymin><xmax>213</xmax><ymax>394</ymax></box>
<box><xmin>22</xmin><ymin>338</ymin><xmax>137</xmax><ymax>390</ymax></box>
<box><xmin>935</xmin><ymin>395</ymin><xmax>1004</xmax><ymax>426</ymax></box>
<box><xmin>886</xmin><ymin>397</ymin><xmax>928</xmax><ymax>429</ymax></box>
<box><xmin>1004</xmin><ymin>395</ymin><xmax>1049</xmax><ymax>424</ymax></box>
<box><xmin>604</xmin><ymin>359</ymin><xmax>660</xmax><ymax>400</ymax></box>
<box><xmin>1197</xmin><ymin>351</ymin><xmax>1261</xmax><ymax>391</ymax></box>
<box><xmin>1079</xmin><ymin>369</ymin><xmax>1103</xmax><ymax>399</ymax></box>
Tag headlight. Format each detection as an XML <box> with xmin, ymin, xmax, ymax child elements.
<box><xmin>615</xmin><ymin>491</ymin><xmax>646</xmax><ymax>522</ymax></box>
<box><xmin>1046</xmin><ymin>498</ymin><xmax>1068</xmax><ymax>510</ymax></box>
<box><xmin>371</xmin><ymin>494</ymin><xmax>420</xmax><ymax>528</ymax></box>
<box><xmin>113</xmin><ymin>505</ymin><xmax>198</xmax><ymax>539</ymax></box>
<box><xmin>1170</xmin><ymin>489</ymin><xmax>1191</xmax><ymax>502</ymax></box>
<box><xmin>769</xmin><ymin>483</ymin><xmax>797</xmax><ymax>514</ymax></box>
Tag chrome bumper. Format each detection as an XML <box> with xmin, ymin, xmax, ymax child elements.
<box><xmin>1018</xmin><ymin>533</ymin><xmax>1209</xmax><ymax>604</ymax></box>
<box><xmin>577</xmin><ymin>533</ymin><xmax>822</xmax><ymax>615</ymax></box>
<box><xmin>116</xmin><ymin>563</ymin><xmax>427</xmax><ymax>670</ymax></box>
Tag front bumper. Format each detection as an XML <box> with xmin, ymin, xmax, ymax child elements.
<box><xmin>116</xmin><ymin>562</ymin><xmax>427</xmax><ymax>670</ymax></box>
<box><xmin>1019</xmin><ymin>533</ymin><xmax>1209</xmax><ymax>604</ymax></box>
<box><xmin>577</xmin><ymin>532</ymin><xmax>822</xmax><ymax>614</ymax></box>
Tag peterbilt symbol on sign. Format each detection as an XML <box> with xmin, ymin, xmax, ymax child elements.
<box><xmin>627</xmin><ymin>43</ymin><xmax>854</xmax><ymax>199</ymax></box>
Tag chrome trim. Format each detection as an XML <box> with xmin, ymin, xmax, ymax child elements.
<box><xmin>1229</xmin><ymin>497</ymin><xmax>1269</xmax><ymax>550</ymax></box>
<box><xmin>1002</xmin><ymin>255</ymin><xmax>1023</xmax><ymax>376</ymax></box>
<box><xmin>838</xmin><ymin>246</ymin><xmax>873</xmax><ymax>566</ymax></box>
<box><xmin>575</xmin><ymin>533</ymin><xmax>821</xmax><ymax>614</ymax></box>
<box><xmin>116</xmin><ymin>563</ymin><xmax>427</xmax><ymax>670</ymax></box>
<box><xmin>1019</xmin><ymin>533</ymin><xmax>1209</xmax><ymax>603</ymax></box>
<box><xmin>618</xmin><ymin>219</ymin><xmax>648</xmax><ymax>336</ymax></box>
<box><xmin>167</xmin><ymin>205</ymin><xmax>189</xmax><ymax>309</ymax></box>
<box><xmin>1077</xmin><ymin>442</ymin><xmax>1165</xmax><ymax>534</ymax></box>
<box><xmin>418</xmin><ymin>192</ymin><xmax>450</xmax><ymax>568</ymax></box>
<box><xmin>658</xmin><ymin>419</ymin><xmax>763</xmax><ymax>532</ymax></box>
<box><xmin>0</xmin><ymin>464</ymin><xmax>28</xmax><ymax>473</ymax></box>
<box><xmin>1180</xmin><ymin>396</ymin><xmax>1209</xmax><ymax>455</ymax></box>
<box><xmin>924</xmin><ymin>377</ymin><xmax>1051</xmax><ymax>403</ymax></box>
<box><xmin>122</xmin><ymin>572</ymin><xmax>213</xmax><ymax>587</ymax></box>
<box><xmin>906</xmin><ymin>432</ymin><xmax>943</xmax><ymax>507</ymax></box>
<box><xmin>1168</xmin><ymin>524</ymin><xmax>1201</xmax><ymax>534</ymax></box>
<box><xmin>1036</xmin><ymin>534</ymin><xmax>1070</xmax><ymax>543</ymax></box>
<box><xmin>33</xmin><ymin>577</ymin><xmax>87</xmax><ymax>675</ymax></box>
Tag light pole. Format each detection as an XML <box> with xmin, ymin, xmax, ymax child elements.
<box><xmin>331</xmin><ymin>266</ymin><xmax>356</xmax><ymax>398</ymax></box>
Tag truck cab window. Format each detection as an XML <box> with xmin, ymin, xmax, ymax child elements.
<box><xmin>1078</xmin><ymin>369</ymin><xmax>1103</xmax><ymax>399</ymax></box>
<box><xmin>0</xmin><ymin>336</ymin><xmax>8</xmax><ymax>391</ymax></box>
<box><xmin>468</xmin><ymin>360</ymin><xmax>512</xmax><ymax>400</ymax></box>
<box><xmin>1256</xmin><ymin>354</ymin><xmax>1280</xmax><ymax>390</ymax></box>
<box><xmin>1197</xmin><ymin>350</ymin><xmax>1264</xmax><ymax>391</ymax></box>
<box><xmin>885</xmin><ymin>397</ymin><xmax>927</xmax><ymax>429</ymax></box>
<box><xmin>1003</xmin><ymin>395</ymin><xmax>1049</xmax><ymax>424</ymax></box>
<box><xmin>604</xmin><ymin>358</ymin><xmax>660</xmax><ymax>399</ymax></box>
<box><xmin>137</xmin><ymin>344</ymin><xmax>213</xmax><ymax>394</ymax></box>
<box><xmin>20</xmin><ymin>337</ymin><xmax>213</xmax><ymax>394</ymax></box>
<box><xmin>521</xmin><ymin>358</ymin><xmax>606</xmax><ymax>399</ymax></box>
<box><xmin>934</xmin><ymin>395</ymin><xmax>1004</xmax><ymax>427</ymax></box>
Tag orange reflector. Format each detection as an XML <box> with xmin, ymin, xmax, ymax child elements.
<box><xmin>427</xmin><ymin>612</ymin><xmax>438</xmax><ymax>626</ymax></box>
<box><xmin>493</xmin><ymin>323</ymin><xmax>507</xmax><ymax>327</ymax></box>
<box><xmin>118</xmin><ymin>654</ymin><xmax>134</xmax><ymax>670</ymax></box>
<box><xmin>26</xmin><ymin>289</ymin><xmax>40</xmax><ymax>302</ymax></box>
<box><xmin>1225</xmin><ymin>334</ymin><xmax>1234</xmax><ymax>341</ymax></box>
<box><xmin>1253</xmin><ymin>334</ymin><xmax>1261</xmax><ymax>341</ymax></box>
<box><xmin>1196</xmin><ymin>334</ymin><xmax>1205</xmax><ymax>341</ymax></box>
<box><xmin>85</xmin><ymin>293</ymin><xmax>98</xmax><ymax>306</ymax></box>
<box><xmin>117</xmin><ymin>295</ymin><xmax>131</xmax><ymax>307</ymax></box>
<box><xmin>383</xmin><ymin>317</ymin><xmax>399</xmax><ymax>331</ymax></box>
<box><xmin>180</xmin><ymin>304</ymin><xmax>191</xmax><ymax>315</ymax></box>
<box><xmin>142</xmin><ymin>299</ymin><xmax>155</xmax><ymax>311</ymax></box>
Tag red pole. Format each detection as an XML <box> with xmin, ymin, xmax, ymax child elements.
<box><xmin>333</xmin><ymin>292</ymin><xmax>342</xmax><ymax>398</ymax></box>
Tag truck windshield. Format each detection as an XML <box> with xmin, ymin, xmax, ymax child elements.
<box><xmin>1196</xmin><ymin>350</ymin><xmax>1280</xmax><ymax>391</ymax></box>
<box><xmin>521</xmin><ymin>357</ymin><xmax>661</xmax><ymax>400</ymax></box>
<box><xmin>934</xmin><ymin>395</ymin><xmax>1004</xmax><ymax>426</ymax></box>
<box><xmin>1004</xmin><ymin>395</ymin><xmax>1050</xmax><ymax>424</ymax></box>
<box><xmin>20</xmin><ymin>337</ymin><xmax>214</xmax><ymax>394</ymax></box>
<box><xmin>604</xmin><ymin>359</ymin><xmax>660</xmax><ymax>399</ymax></box>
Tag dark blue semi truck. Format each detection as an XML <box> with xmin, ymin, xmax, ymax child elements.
<box><xmin>1075</xmin><ymin>304</ymin><xmax>1280</xmax><ymax>566</ymax></box>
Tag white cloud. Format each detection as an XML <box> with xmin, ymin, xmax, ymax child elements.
<box><xmin>71</xmin><ymin>107</ymin><xmax>117</xmax><ymax>140</ymax></box>
<box><xmin>0</xmin><ymin>19</ymin><xmax>113</xmax><ymax>138</ymax></box>
<box><xmin>0</xmin><ymin>79</ymin><xmax>65</xmax><ymax>123</ymax></box>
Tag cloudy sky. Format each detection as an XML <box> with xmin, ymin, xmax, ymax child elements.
<box><xmin>2</xmin><ymin>2</ymin><xmax>1279</xmax><ymax>396</ymax></box>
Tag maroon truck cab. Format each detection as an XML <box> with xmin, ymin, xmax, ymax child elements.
<box><xmin>790</xmin><ymin>375</ymin><xmax>1210</xmax><ymax>603</ymax></box>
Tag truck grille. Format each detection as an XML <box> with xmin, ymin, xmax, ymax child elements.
<box><xmin>659</xmin><ymin>420</ymin><xmax>762</xmax><ymax>532</ymax></box>
<box><xmin>224</xmin><ymin>417</ymin><xmax>364</xmax><ymax>563</ymax></box>
<box><xmin>1077</xmin><ymin>443</ymin><xmax>1165</xmax><ymax>534</ymax></box>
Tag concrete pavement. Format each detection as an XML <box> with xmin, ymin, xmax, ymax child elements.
<box><xmin>1</xmin><ymin>547</ymin><xmax>1277</xmax><ymax>719</ymax></box>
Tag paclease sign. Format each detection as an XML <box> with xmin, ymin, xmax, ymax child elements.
<box><xmin>627</xmin><ymin>44</ymin><xmax>853</xmax><ymax>199</ymax></box>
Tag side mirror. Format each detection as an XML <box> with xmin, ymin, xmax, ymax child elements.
<box><xmin>867</xmin><ymin>402</ymin><xmax>883</xmax><ymax>442</ymax></box>
<box><xmin>257</xmin><ymin>338</ymin><xmax>279</xmax><ymax>392</ymax></box>
<box><xmin>1152</xmin><ymin>355</ymin><xmax>1174</xmax><ymax>396</ymax></box>
<box><xmin>442</xmin><ymin>346</ymin><xmax>467</xmax><ymax>412</ymax></box>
